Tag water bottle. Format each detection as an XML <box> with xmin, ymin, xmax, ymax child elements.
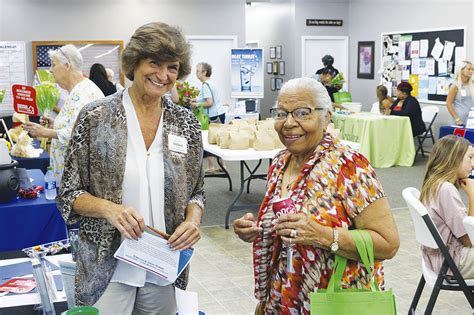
<box><xmin>44</xmin><ymin>167</ymin><xmax>57</xmax><ymax>200</ymax></box>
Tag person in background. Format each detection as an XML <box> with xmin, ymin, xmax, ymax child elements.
<box><xmin>420</xmin><ymin>135</ymin><xmax>474</xmax><ymax>278</ymax></box>
<box><xmin>106</xmin><ymin>68</ymin><xmax>125</xmax><ymax>92</ymax></box>
<box><xmin>389</xmin><ymin>82</ymin><xmax>426</xmax><ymax>137</ymax></box>
<box><xmin>319</xmin><ymin>67</ymin><xmax>340</xmax><ymax>103</ymax></box>
<box><xmin>191</xmin><ymin>62</ymin><xmax>226</xmax><ymax>174</ymax></box>
<box><xmin>191</xmin><ymin>62</ymin><xmax>225</xmax><ymax>123</ymax></box>
<box><xmin>446</xmin><ymin>61</ymin><xmax>474</xmax><ymax>125</ymax></box>
<box><xmin>57</xmin><ymin>22</ymin><xmax>204</xmax><ymax>313</ymax></box>
<box><xmin>23</xmin><ymin>44</ymin><xmax>104</xmax><ymax>184</ymax></box>
<box><xmin>313</xmin><ymin>54</ymin><xmax>339</xmax><ymax>80</ymax></box>
<box><xmin>89</xmin><ymin>63</ymin><xmax>117</xmax><ymax>96</ymax></box>
<box><xmin>233</xmin><ymin>77</ymin><xmax>399</xmax><ymax>314</ymax></box>
<box><xmin>376</xmin><ymin>85</ymin><xmax>394</xmax><ymax>115</ymax></box>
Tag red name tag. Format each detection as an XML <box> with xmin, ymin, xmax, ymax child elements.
<box><xmin>12</xmin><ymin>84</ymin><xmax>38</xmax><ymax>116</ymax></box>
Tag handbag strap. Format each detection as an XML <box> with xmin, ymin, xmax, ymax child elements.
<box><xmin>326</xmin><ymin>230</ymin><xmax>379</xmax><ymax>293</ymax></box>
<box><xmin>202</xmin><ymin>82</ymin><xmax>215</xmax><ymax>116</ymax></box>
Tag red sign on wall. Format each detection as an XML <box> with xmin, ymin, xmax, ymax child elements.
<box><xmin>12</xmin><ymin>84</ymin><xmax>38</xmax><ymax>116</ymax></box>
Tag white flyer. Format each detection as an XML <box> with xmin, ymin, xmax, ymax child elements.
<box><xmin>114</xmin><ymin>228</ymin><xmax>194</xmax><ymax>282</ymax></box>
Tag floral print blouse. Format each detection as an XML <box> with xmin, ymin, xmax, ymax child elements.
<box><xmin>51</xmin><ymin>78</ymin><xmax>104</xmax><ymax>183</ymax></box>
<box><xmin>253</xmin><ymin>134</ymin><xmax>386</xmax><ymax>314</ymax></box>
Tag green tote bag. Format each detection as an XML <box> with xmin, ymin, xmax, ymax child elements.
<box><xmin>333</xmin><ymin>91</ymin><xmax>352</xmax><ymax>104</ymax></box>
<box><xmin>194</xmin><ymin>104</ymin><xmax>209</xmax><ymax>130</ymax></box>
<box><xmin>310</xmin><ymin>230</ymin><xmax>397</xmax><ymax>315</ymax></box>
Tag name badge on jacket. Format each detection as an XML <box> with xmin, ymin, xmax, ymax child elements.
<box><xmin>168</xmin><ymin>134</ymin><xmax>188</xmax><ymax>154</ymax></box>
<box><xmin>461</xmin><ymin>89</ymin><xmax>467</xmax><ymax>97</ymax></box>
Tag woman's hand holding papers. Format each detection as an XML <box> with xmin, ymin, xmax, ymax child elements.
<box><xmin>106</xmin><ymin>204</ymin><xmax>146</xmax><ymax>240</ymax></box>
<box><xmin>168</xmin><ymin>203</ymin><xmax>202</xmax><ymax>250</ymax></box>
<box><xmin>168</xmin><ymin>221</ymin><xmax>200</xmax><ymax>250</ymax></box>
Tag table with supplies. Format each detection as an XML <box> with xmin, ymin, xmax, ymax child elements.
<box><xmin>438</xmin><ymin>125</ymin><xmax>474</xmax><ymax>143</ymax></box>
<box><xmin>202</xmin><ymin>131</ymin><xmax>280</xmax><ymax>229</ymax></box>
<box><xmin>0</xmin><ymin>169</ymin><xmax>67</xmax><ymax>252</ymax></box>
<box><xmin>10</xmin><ymin>140</ymin><xmax>50</xmax><ymax>174</ymax></box>
<box><xmin>0</xmin><ymin>254</ymin><xmax>69</xmax><ymax>311</ymax></box>
<box><xmin>332</xmin><ymin>112</ymin><xmax>415</xmax><ymax>168</ymax></box>
<box><xmin>202</xmin><ymin>131</ymin><xmax>360</xmax><ymax>228</ymax></box>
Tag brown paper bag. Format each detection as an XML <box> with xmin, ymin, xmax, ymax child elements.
<box><xmin>229</xmin><ymin>131</ymin><xmax>250</xmax><ymax>150</ymax></box>
<box><xmin>253</xmin><ymin>135</ymin><xmax>274</xmax><ymax>151</ymax></box>
<box><xmin>219</xmin><ymin>132</ymin><xmax>230</xmax><ymax>149</ymax></box>
<box><xmin>208</xmin><ymin>123</ymin><xmax>224</xmax><ymax>144</ymax></box>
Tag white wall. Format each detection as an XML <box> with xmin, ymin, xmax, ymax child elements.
<box><xmin>246</xmin><ymin>0</ymin><xmax>295</xmax><ymax>118</ymax></box>
<box><xmin>0</xmin><ymin>0</ymin><xmax>245</xmax><ymax>86</ymax></box>
<box><xmin>294</xmin><ymin>0</ymin><xmax>350</xmax><ymax>77</ymax></box>
<box><xmin>348</xmin><ymin>0</ymin><xmax>474</xmax><ymax>133</ymax></box>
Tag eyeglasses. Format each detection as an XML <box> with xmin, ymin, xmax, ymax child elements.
<box><xmin>270</xmin><ymin>107</ymin><xmax>324</xmax><ymax>121</ymax></box>
<box><xmin>57</xmin><ymin>48</ymin><xmax>71</xmax><ymax>65</ymax></box>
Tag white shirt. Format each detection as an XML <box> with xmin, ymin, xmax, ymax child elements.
<box><xmin>110</xmin><ymin>88</ymin><xmax>170</xmax><ymax>287</ymax></box>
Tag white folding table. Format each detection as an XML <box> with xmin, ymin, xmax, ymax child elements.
<box><xmin>202</xmin><ymin>131</ymin><xmax>281</xmax><ymax>228</ymax></box>
<box><xmin>202</xmin><ymin>132</ymin><xmax>360</xmax><ymax>228</ymax></box>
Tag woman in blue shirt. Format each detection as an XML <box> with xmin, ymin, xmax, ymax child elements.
<box><xmin>192</xmin><ymin>62</ymin><xmax>226</xmax><ymax>173</ymax></box>
<box><xmin>191</xmin><ymin>62</ymin><xmax>225</xmax><ymax>123</ymax></box>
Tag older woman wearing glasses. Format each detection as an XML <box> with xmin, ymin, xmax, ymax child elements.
<box><xmin>233</xmin><ymin>77</ymin><xmax>400</xmax><ymax>314</ymax></box>
<box><xmin>24</xmin><ymin>44</ymin><xmax>104</xmax><ymax>183</ymax></box>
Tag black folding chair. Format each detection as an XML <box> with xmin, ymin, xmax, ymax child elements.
<box><xmin>416</xmin><ymin>106</ymin><xmax>439</xmax><ymax>157</ymax></box>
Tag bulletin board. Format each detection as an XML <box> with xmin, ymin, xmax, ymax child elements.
<box><xmin>380</xmin><ymin>27</ymin><xmax>465</xmax><ymax>103</ymax></box>
<box><xmin>0</xmin><ymin>41</ymin><xmax>27</xmax><ymax>116</ymax></box>
<box><xmin>32</xmin><ymin>40</ymin><xmax>124</xmax><ymax>86</ymax></box>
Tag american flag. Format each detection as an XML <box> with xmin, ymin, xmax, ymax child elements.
<box><xmin>36</xmin><ymin>45</ymin><xmax>61</xmax><ymax>68</ymax></box>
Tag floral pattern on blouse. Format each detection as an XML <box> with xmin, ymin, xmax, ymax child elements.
<box><xmin>253</xmin><ymin>134</ymin><xmax>386</xmax><ymax>314</ymax></box>
<box><xmin>51</xmin><ymin>78</ymin><xmax>104</xmax><ymax>183</ymax></box>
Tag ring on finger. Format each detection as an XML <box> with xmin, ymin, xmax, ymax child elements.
<box><xmin>290</xmin><ymin>229</ymin><xmax>297</xmax><ymax>238</ymax></box>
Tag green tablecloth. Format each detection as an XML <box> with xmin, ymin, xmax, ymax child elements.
<box><xmin>332</xmin><ymin>112</ymin><xmax>415</xmax><ymax>168</ymax></box>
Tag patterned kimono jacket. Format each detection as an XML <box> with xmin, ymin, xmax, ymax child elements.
<box><xmin>57</xmin><ymin>91</ymin><xmax>205</xmax><ymax>306</ymax></box>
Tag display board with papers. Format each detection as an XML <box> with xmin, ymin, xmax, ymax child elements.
<box><xmin>380</xmin><ymin>27</ymin><xmax>465</xmax><ymax>103</ymax></box>
<box><xmin>0</xmin><ymin>42</ymin><xmax>27</xmax><ymax>116</ymax></box>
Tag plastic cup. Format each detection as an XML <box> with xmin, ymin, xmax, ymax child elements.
<box><xmin>66</xmin><ymin>306</ymin><xmax>99</xmax><ymax>314</ymax></box>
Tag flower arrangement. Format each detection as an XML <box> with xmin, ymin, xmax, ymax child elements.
<box><xmin>330</xmin><ymin>72</ymin><xmax>346</xmax><ymax>86</ymax></box>
<box><xmin>34</xmin><ymin>70</ymin><xmax>60</xmax><ymax>149</ymax></box>
<box><xmin>176</xmin><ymin>81</ymin><xmax>200</xmax><ymax>107</ymax></box>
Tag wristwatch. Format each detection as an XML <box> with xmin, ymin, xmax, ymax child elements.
<box><xmin>330</xmin><ymin>228</ymin><xmax>339</xmax><ymax>253</ymax></box>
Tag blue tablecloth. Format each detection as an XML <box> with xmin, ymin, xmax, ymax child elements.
<box><xmin>10</xmin><ymin>141</ymin><xmax>50</xmax><ymax>174</ymax></box>
<box><xmin>0</xmin><ymin>169</ymin><xmax>66</xmax><ymax>252</ymax></box>
<box><xmin>439</xmin><ymin>125</ymin><xmax>474</xmax><ymax>143</ymax></box>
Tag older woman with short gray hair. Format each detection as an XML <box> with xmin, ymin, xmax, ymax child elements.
<box><xmin>234</xmin><ymin>77</ymin><xmax>399</xmax><ymax>314</ymax></box>
<box><xmin>24</xmin><ymin>44</ymin><xmax>104</xmax><ymax>183</ymax></box>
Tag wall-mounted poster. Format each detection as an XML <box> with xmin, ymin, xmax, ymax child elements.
<box><xmin>231</xmin><ymin>48</ymin><xmax>264</xmax><ymax>98</ymax></box>
<box><xmin>0</xmin><ymin>41</ymin><xmax>27</xmax><ymax>116</ymax></box>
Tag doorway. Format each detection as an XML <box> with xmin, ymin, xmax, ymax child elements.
<box><xmin>301</xmin><ymin>36</ymin><xmax>349</xmax><ymax>90</ymax></box>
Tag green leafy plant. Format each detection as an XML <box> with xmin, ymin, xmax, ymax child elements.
<box><xmin>35</xmin><ymin>82</ymin><xmax>60</xmax><ymax>115</ymax></box>
<box><xmin>176</xmin><ymin>81</ymin><xmax>200</xmax><ymax>106</ymax></box>
<box><xmin>0</xmin><ymin>90</ymin><xmax>5</xmax><ymax>104</ymax></box>
<box><xmin>330</xmin><ymin>73</ymin><xmax>346</xmax><ymax>86</ymax></box>
<box><xmin>37</xmin><ymin>69</ymin><xmax>55</xmax><ymax>83</ymax></box>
